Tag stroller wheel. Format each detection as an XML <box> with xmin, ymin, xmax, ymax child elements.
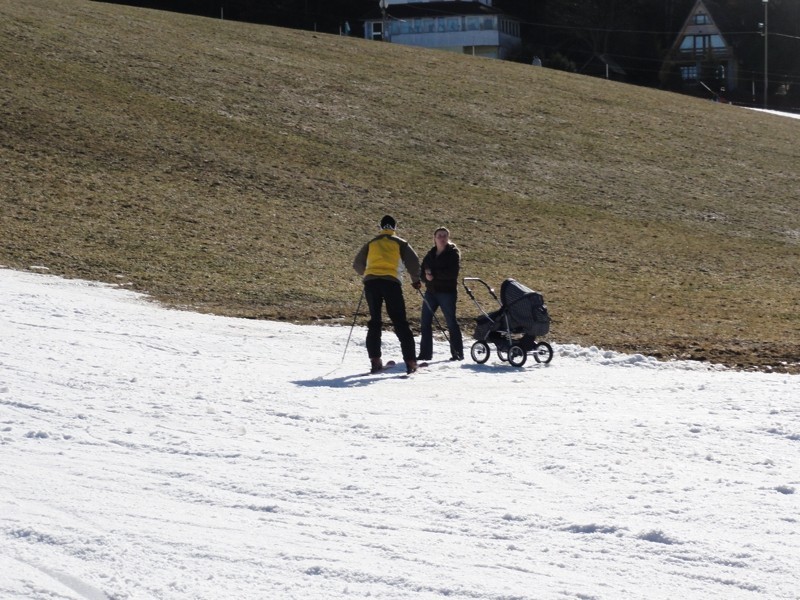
<box><xmin>470</xmin><ymin>341</ymin><xmax>490</xmax><ymax>364</ymax></box>
<box><xmin>532</xmin><ymin>342</ymin><xmax>553</xmax><ymax>364</ymax></box>
<box><xmin>497</xmin><ymin>347</ymin><xmax>508</xmax><ymax>362</ymax></box>
<box><xmin>508</xmin><ymin>345</ymin><xmax>527</xmax><ymax>367</ymax></box>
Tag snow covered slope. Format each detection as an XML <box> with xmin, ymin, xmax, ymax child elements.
<box><xmin>1</xmin><ymin>269</ymin><xmax>797</xmax><ymax>599</ymax></box>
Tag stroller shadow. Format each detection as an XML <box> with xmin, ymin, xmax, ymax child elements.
<box><xmin>458</xmin><ymin>361</ymin><xmax>544</xmax><ymax>374</ymax></box>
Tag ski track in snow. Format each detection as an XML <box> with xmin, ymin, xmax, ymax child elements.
<box><xmin>0</xmin><ymin>269</ymin><xmax>798</xmax><ymax>599</ymax></box>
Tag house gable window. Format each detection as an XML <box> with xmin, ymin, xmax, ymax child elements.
<box><xmin>679</xmin><ymin>34</ymin><xmax>725</xmax><ymax>55</ymax></box>
<box><xmin>694</xmin><ymin>13</ymin><xmax>709</xmax><ymax>25</ymax></box>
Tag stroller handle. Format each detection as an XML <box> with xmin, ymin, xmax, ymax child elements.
<box><xmin>462</xmin><ymin>277</ymin><xmax>501</xmax><ymax>306</ymax></box>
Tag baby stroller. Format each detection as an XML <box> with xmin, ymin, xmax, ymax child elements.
<box><xmin>462</xmin><ymin>277</ymin><xmax>553</xmax><ymax>368</ymax></box>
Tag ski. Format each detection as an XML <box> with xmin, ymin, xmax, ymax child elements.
<box><xmin>354</xmin><ymin>360</ymin><xmax>430</xmax><ymax>378</ymax></box>
<box><xmin>402</xmin><ymin>361</ymin><xmax>429</xmax><ymax>377</ymax></box>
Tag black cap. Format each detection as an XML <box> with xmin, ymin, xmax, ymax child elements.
<box><xmin>380</xmin><ymin>215</ymin><xmax>396</xmax><ymax>230</ymax></box>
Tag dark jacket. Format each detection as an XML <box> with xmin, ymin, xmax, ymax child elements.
<box><xmin>420</xmin><ymin>243</ymin><xmax>460</xmax><ymax>294</ymax></box>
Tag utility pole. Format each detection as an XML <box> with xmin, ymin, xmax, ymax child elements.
<box><xmin>762</xmin><ymin>0</ymin><xmax>769</xmax><ymax>109</ymax></box>
<box><xmin>380</xmin><ymin>0</ymin><xmax>388</xmax><ymax>42</ymax></box>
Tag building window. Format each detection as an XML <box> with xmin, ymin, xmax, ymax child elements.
<box><xmin>465</xmin><ymin>16</ymin><xmax>480</xmax><ymax>31</ymax></box>
<box><xmin>395</xmin><ymin>19</ymin><xmax>411</xmax><ymax>34</ymax></box>
<box><xmin>500</xmin><ymin>19</ymin><xmax>520</xmax><ymax>37</ymax></box>
<box><xmin>694</xmin><ymin>13</ymin><xmax>709</xmax><ymax>25</ymax></box>
<box><xmin>681</xmin><ymin>65</ymin><xmax>699</xmax><ymax>81</ymax></box>
<box><xmin>679</xmin><ymin>34</ymin><xmax>726</xmax><ymax>55</ymax></box>
<box><xmin>446</xmin><ymin>17</ymin><xmax>461</xmax><ymax>32</ymax></box>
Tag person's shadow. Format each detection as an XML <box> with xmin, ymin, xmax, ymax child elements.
<box><xmin>293</xmin><ymin>367</ymin><xmax>409</xmax><ymax>388</ymax></box>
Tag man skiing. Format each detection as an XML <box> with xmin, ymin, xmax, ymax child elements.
<box><xmin>353</xmin><ymin>215</ymin><xmax>422</xmax><ymax>374</ymax></box>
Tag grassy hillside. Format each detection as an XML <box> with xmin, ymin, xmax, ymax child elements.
<box><xmin>2</xmin><ymin>0</ymin><xmax>798</xmax><ymax>372</ymax></box>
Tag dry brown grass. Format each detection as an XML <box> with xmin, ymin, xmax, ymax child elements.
<box><xmin>2</xmin><ymin>0</ymin><xmax>799</xmax><ymax>372</ymax></box>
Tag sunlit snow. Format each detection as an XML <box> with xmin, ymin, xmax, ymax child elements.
<box><xmin>1</xmin><ymin>268</ymin><xmax>798</xmax><ymax>599</ymax></box>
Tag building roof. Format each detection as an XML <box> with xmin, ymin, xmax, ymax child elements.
<box><xmin>697</xmin><ymin>0</ymin><xmax>740</xmax><ymax>34</ymax></box>
<box><xmin>363</xmin><ymin>1</ymin><xmax>507</xmax><ymax>21</ymax></box>
<box><xmin>666</xmin><ymin>0</ymin><xmax>737</xmax><ymax>58</ymax></box>
<box><xmin>676</xmin><ymin>0</ymin><xmax>741</xmax><ymax>37</ymax></box>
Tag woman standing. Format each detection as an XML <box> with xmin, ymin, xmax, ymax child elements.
<box><xmin>417</xmin><ymin>227</ymin><xmax>464</xmax><ymax>361</ymax></box>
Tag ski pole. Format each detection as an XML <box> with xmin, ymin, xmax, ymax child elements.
<box><xmin>313</xmin><ymin>288</ymin><xmax>364</xmax><ymax>381</ymax></box>
<box><xmin>341</xmin><ymin>288</ymin><xmax>365</xmax><ymax>363</ymax></box>
<box><xmin>417</xmin><ymin>288</ymin><xmax>449</xmax><ymax>343</ymax></box>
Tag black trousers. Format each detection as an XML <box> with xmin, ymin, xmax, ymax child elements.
<box><xmin>364</xmin><ymin>278</ymin><xmax>416</xmax><ymax>362</ymax></box>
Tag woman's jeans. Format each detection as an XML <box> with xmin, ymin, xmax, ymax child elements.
<box><xmin>419</xmin><ymin>290</ymin><xmax>463</xmax><ymax>360</ymax></box>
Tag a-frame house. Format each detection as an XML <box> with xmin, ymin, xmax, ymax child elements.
<box><xmin>661</xmin><ymin>0</ymin><xmax>739</xmax><ymax>95</ymax></box>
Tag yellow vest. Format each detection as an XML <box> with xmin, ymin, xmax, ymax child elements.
<box><xmin>364</xmin><ymin>232</ymin><xmax>404</xmax><ymax>279</ymax></box>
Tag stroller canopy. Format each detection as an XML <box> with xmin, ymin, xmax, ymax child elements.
<box><xmin>501</xmin><ymin>279</ymin><xmax>538</xmax><ymax>307</ymax></box>
<box><xmin>500</xmin><ymin>279</ymin><xmax>549</xmax><ymax>334</ymax></box>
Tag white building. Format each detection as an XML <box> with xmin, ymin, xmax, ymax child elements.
<box><xmin>363</xmin><ymin>0</ymin><xmax>521</xmax><ymax>60</ymax></box>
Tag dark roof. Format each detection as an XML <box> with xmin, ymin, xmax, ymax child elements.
<box><xmin>669</xmin><ymin>0</ymin><xmax>744</xmax><ymax>54</ymax></box>
<box><xmin>363</xmin><ymin>1</ymin><xmax>507</xmax><ymax>21</ymax></box>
